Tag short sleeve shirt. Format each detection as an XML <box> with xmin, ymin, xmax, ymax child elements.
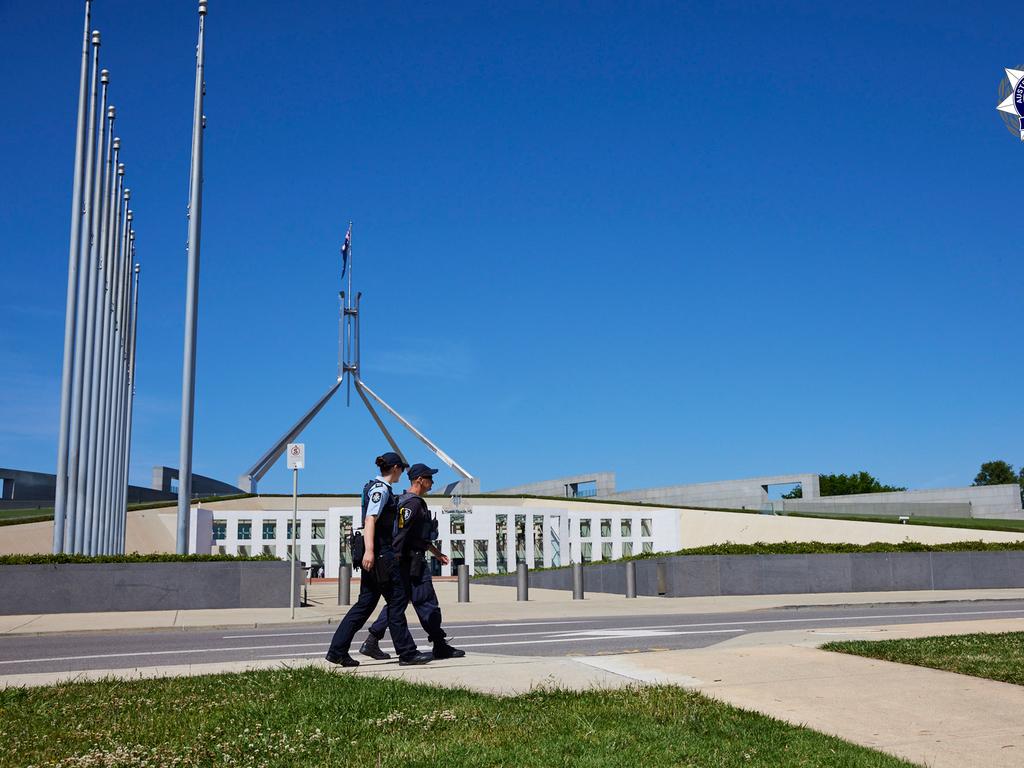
<box><xmin>364</xmin><ymin>477</ymin><xmax>392</xmax><ymax>519</ymax></box>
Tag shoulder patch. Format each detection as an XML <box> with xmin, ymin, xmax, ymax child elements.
<box><xmin>370</xmin><ymin>491</ymin><xmax>382</xmax><ymax>503</ymax></box>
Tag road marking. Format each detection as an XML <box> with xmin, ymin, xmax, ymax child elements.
<box><xmin>221</xmin><ymin>619</ymin><xmax>602</xmax><ymax>640</ymax></box>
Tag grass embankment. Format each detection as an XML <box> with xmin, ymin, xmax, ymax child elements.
<box><xmin>0</xmin><ymin>668</ymin><xmax>914</xmax><ymax>768</ymax></box>
<box><xmin>823</xmin><ymin>632</ymin><xmax>1024</xmax><ymax>687</ymax></box>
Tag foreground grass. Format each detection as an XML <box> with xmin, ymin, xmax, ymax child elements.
<box><xmin>0</xmin><ymin>667</ymin><xmax>914</xmax><ymax>768</ymax></box>
<box><xmin>823</xmin><ymin>632</ymin><xmax>1024</xmax><ymax>687</ymax></box>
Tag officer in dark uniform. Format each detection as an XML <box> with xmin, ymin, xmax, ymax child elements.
<box><xmin>325</xmin><ymin>452</ymin><xmax>431</xmax><ymax>667</ymax></box>
<box><xmin>360</xmin><ymin>463</ymin><xmax>465</xmax><ymax>661</ymax></box>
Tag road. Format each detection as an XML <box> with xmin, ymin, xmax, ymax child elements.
<box><xmin>2</xmin><ymin>599</ymin><xmax>1023</xmax><ymax>675</ymax></box>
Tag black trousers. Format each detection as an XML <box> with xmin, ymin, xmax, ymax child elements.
<box><xmin>368</xmin><ymin>558</ymin><xmax>446</xmax><ymax>644</ymax></box>
<box><xmin>326</xmin><ymin>559</ymin><xmax>417</xmax><ymax>659</ymax></box>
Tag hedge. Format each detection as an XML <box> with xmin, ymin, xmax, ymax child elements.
<box><xmin>0</xmin><ymin>553</ymin><xmax>281</xmax><ymax>566</ymax></box>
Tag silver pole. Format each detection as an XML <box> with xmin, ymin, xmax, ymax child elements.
<box><xmin>338</xmin><ymin>563</ymin><xmax>351</xmax><ymax>606</ymax></box>
<box><xmin>99</xmin><ymin>160</ymin><xmax>124</xmax><ymax>553</ymax></box>
<box><xmin>458</xmin><ymin>563</ymin><xmax>470</xmax><ymax>602</ymax></box>
<box><xmin>91</xmin><ymin>106</ymin><xmax>115</xmax><ymax>553</ymax></box>
<box><xmin>572</xmin><ymin>562</ymin><xmax>584</xmax><ymax>600</ymax></box>
<box><xmin>517</xmin><ymin>562</ymin><xmax>529</xmax><ymax>601</ymax></box>
<box><xmin>290</xmin><ymin>467</ymin><xmax>297</xmax><ymax>619</ymax></box>
<box><xmin>118</xmin><ymin>262</ymin><xmax>140</xmax><ymax>554</ymax></box>
<box><xmin>54</xmin><ymin>0</ymin><xmax>93</xmax><ymax>553</ymax></box>
<box><xmin>67</xmin><ymin>31</ymin><xmax>101</xmax><ymax>554</ymax></box>
<box><xmin>625</xmin><ymin>560</ymin><xmax>636</xmax><ymax>598</ymax></box>
<box><xmin>79</xmin><ymin>70</ymin><xmax>109</xmax><ymax>556</ymax></box>
<box><xmin>176</xmin><ymin>0</ymin><xmax>208</xmax><ymax>553</ymax></box>
<box><xmin>110</xmin><ymin>201</ymin><xmax>130</xmax><ymax>550</ymax></box>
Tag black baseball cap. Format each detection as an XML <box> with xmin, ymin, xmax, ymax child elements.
<box><xmin>407</xmin><ymin>463</ymin><xmax>439</xmax><ymax>481</ymax></box>
<box><xmin>379</xmin><ymin>452</ymin><xmax>409</xmax><ymax>468</ymax></box>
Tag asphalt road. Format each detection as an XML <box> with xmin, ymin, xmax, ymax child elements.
<box><xmin>2</xmin><ymin>599</ymin><xmax>1024</xmax><ymax>675</ymax></box>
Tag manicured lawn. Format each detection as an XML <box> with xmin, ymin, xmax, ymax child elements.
<box><xmin>823</xmin><ymin>632</ymin><xmax>1024</xmax><ymax>687</ymax></box>
<box><xmin>0</xmin><ymin>667</ymin><xmax>916</xmax><ymax>767</ymax></box>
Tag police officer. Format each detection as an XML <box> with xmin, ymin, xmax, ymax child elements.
<box><xmin>360</xmin><ymin>463</ymin><xmax>465</xmax><ymax>661</ymax></box>
<box><xmin>325</xmin><ymin>452</ymin><xmax>431</xmax><ymax>667</ymax></box>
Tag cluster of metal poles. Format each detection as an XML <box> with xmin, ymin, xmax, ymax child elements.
<box><xmin>52</xmin><ymin>0</ymin><xmax>141</xmax><ymax>554</ymax></box>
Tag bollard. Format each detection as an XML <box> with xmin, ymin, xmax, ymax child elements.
<box><xmin>338</xmin><ymin>564</ymin><xmax>352</xmax><ymax>606</ymax></box>
<box><xmin>458</xmin><ymin>564</ymin><xmax>470</xmax><ymax>603</ymax></box>
<box><xmin>656</xmin><ymin>560</ymin><xmax>667</xmax><ymax>596</ymax></box>
<box><xmin>625</xmin><ymin>560</ymin><xmax>637</xmax><ymax>598</ymax></box>
<box><xmin>517</xmin><ymin>562</ymin><xmax>529</xmax><ymax>601</ymax></box>
<box><xmin>572</xmin><ymin>562</ymin><xmax>584</xmax><ymax>600</ymax></box>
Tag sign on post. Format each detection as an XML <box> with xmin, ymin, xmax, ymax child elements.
<box><xmin>287</xmin><ymin>443</ymin><xmax>304</xmax><ymax>619</ymax></box>
<box><xmin>287</xmin><ymin>443</ymin><xmax>305</xmax><ymax>470</ymax></box>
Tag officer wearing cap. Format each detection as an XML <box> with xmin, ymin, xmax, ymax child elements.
<box><xmin>325</xmin><ymin>452</ymin><xmax>431</xmax><ymax>667</ymax></box>
<box><xmin>360</xmin><ymin>463</ymin><xmax>465</xmax><ymax>661</ymax></box>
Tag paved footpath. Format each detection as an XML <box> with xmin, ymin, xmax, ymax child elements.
<box><xmin>4</xmin><ymin>586</ymin><xmax>1024</xmax><ymax>768</ymax></box>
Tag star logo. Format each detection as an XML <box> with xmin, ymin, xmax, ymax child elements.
<box><xmin>996</xmin><ymin>67</ymin><xmax>1024</xmax><ymax>141</ymax></box>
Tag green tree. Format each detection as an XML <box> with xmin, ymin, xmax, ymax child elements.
<box><xmin>973</xmin><ymin>460</ymin><xmax>1018</xmax><ymax>486</ymax></box>
<box><xmin>783</xmin><ymin>472</ymin><xmax>906</xmax><ymax>499</ymax></box>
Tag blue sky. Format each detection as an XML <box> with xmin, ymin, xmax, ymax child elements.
<box><xmin>1</xmin><ymin>1</ymin><xmax>1021</xmax><ymax>496</ymax></box>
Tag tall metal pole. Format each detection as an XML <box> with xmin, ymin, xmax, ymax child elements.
<box><xmin>54</xmin><ymin>0</ymin><xmax>93</xmax><ymax>553</ymax></box>
<box><xmin>67</xmin><ymin>31</ymin><xmax>101</xmax><ymax>553</ymax></box>
<box><xmin>79</xmin><ymin>70</ymin><xmax>110</xmax><ymax>556</ymax></box>
<box><xmin>176</xmin><ymin>0</ymin><xmax>208</xmax><ymax>554</ymax></box>
<box><xmin>290</xmin><ymin>467</ymin><xmax>298</xmax><ymax>619</ymax></box>
<box><xmin>109</xmin><ymin>199</ymin><xmax>130</xmax><ymax>550</ymax></box>
<box><xmin>90</xmin><ymin>105</ymin><xmax>115</xmax><ymax>553</ymax></box>
<box><xmin>119</xmin><ymin>262</ymin><xmax>140</xmax><ymax>554</ymax></box>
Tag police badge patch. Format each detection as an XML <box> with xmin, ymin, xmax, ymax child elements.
<box><xmin>371</xmin><ymin>491</ymin><xmax>382</xmax><ymax>503</ymax></box>
<box><xmin>996</xmin><ymin>67</ymin><xmax>1024</xmax><ymax>141</ymax></box>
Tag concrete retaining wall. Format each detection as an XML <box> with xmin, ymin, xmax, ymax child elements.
<box><xmin>0</xmin><ymin>561</ymin><xmax>301</xmax><ymax>615</ymax></box>
<box><xmin>477</xmin><ymin>551</ymin><xmax>1024</xmax><ymax>597</ymax></box>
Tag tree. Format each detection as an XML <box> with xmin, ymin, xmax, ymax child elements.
<box><xmin>973</xmin><ymin>460</ymin><xmax>1017</xmax><ymax>486</ymax></box>
<box><xmin>783</xmin><ymin>472</ymin><xmax>906</xmax><ymax>499</ymax></box>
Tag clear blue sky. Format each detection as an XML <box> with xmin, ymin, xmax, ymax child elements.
<box><xmin>1</xmin><ymin>1</ymin><xmax>1020</xmax><ymax>496</ymax></box>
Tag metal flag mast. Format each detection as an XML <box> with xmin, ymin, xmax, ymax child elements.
<box><xmin>239</xmin><ymin>224</ymin><xmax>477</xmax><ymax>496</ymax></box>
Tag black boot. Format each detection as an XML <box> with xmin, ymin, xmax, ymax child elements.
<box><xmin>325</xmin><ymin>652</ymin><xmax>359</xmax><ymax>667</ymax></box>
<box><xmin>359</xmin><ymin>634</ymin><xmax>391</xmax><ymax>660</ymax></box>
<box><xmin>432</xmin><ymin>640</ymin><xmax>465</xmax><ymax>659</ymax></box>
<box><xmin>398</xmin><ymin>651</ymin><xmax>432</xmax><ymax>666</ymax></box>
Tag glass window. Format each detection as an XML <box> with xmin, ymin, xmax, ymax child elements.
<box><xmin>620</xmin><ymin>519</ymin><xmax>632</xmax><ymax>538</ymax></box>
<box><xmin>533</xmin><ymin>515</ymin><xmax>544</xmax><ymax>568</ymax></box>
<box><xmin>261</xmin><ymin>521</ymin><xmax>276</xmax><ymax>540</ymax></box>
<box><xmin>310</xmin><ymin>544</ymin><xmax>325</xmax><ymax>570</ymax></box>
<box><xmin>641</xmin><ymin>518</ymin><xmax>653</xmax><ymax>537</ymax></box>
<box><xmin>216</xmin><ymin>545</ymin><xmax>226</xmax><ymax>555</ymax></box>
<box><xmin>622</xmin><ymin>541</ymin><xmax>633</xmax><ymax>558</ymax></box>
<box><xmin>237</xmin><ymin>520</ymin><xmax>252</xmax><ymax>540</ymax></box>
<box><xmin>261</xmin><ymin>545</ymin><xmax>274</xmax><ymax>557</ymax></box>
<box><xmin>579</xmin><ymin>518</ymin><xmax>591</xmax><ymax>537</ymax></box>
<box><xmin>237</xmin><ymin>544</ymin><xmax>250</xmax><ymax>557</ymax></box>
<box><xmin>450</xmin><ymin>512</ymin><xmax>465</xmax><ymax>535</ymax></box>
<box><xmin>581</xmin><ymin>542</ymin><xmax>592</xmax><ymax>563</ymax></box>
<box><xmin>515</xmin><ymin>514</ymin><xmax>526</xmax><ymax>565</ymax></box>
<box><xmin>339</xmin><ymin>517</ymin><xmax>354</xmax><ymax>566</ymax></box>
<box><xmin>602</xmin><ymin>542</ymin><xmax>613</xmax><ymax>560</ymax></box>
<box><xmin>496</xmin><ymin>515</ymin><xmax>508</xmax><ymax>574</ymax></box>
<box><xmin>212</xmin><ymin>520</ymin><xmax>226</xmax><ymax>540</ymax></box>
<box><xmin>287</xmin><ymin>521</ymin><xmax>301</xmax><ymax>539</ymax></box>
<box><xmin>642</xmin><ymin>541</ymin><xmax>653</xmax><ymax>554</ymax></box>
<box><xmin>311</xmin><ymin>520</ymin><xmax>326</xmax><ymax>539</ymax></box>
<box><xmin>451</xmin><ymin>540</ymin><xmax>465</xmax><ymax>565</ymax></box>
<box><xmin>600</xmin><ymin>518</ymin><xmax>612</xmax><ymax>538</ymax></box>
<box><xmin>473</xmin><ymin>539</ymin><xmax>489</xmax><ymax>572</ymax></box>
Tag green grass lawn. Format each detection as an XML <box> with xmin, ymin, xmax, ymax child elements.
<box><xmin>0</xmin><ymin>667</ymin><xmax>916</xmax><ymax>768</ymax></box>
<box><xmin>823</xmin><ymin>632</ymin><xmax>1024</xmax><ymax>687</ymax></box>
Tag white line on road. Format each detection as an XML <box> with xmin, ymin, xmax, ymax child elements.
<box><xmin>221</xmin><ymin>619</ymin><xmax>602</xmax><ymax>639</ymax></box>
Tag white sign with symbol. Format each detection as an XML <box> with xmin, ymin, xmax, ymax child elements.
<box><xmin>287</xmin><ymin>443</ymin><xmax>305</xmax><ymax>470</ymax></box>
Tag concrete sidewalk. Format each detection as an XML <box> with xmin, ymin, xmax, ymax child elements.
<box><xmin>577</xmin><ymin>617</ymin><xmax>1024</xmax><ymax>768</ymax></box>
<box><xmin>4</xmin><ymin>583</ymin><xmax>1024</xmax><ymax>635</ymax></box>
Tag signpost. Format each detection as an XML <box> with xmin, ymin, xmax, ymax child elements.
<box><xmin>287</xmin><ymin>443</ymin><xmax>304</xmax><ymax>619</ymax></box>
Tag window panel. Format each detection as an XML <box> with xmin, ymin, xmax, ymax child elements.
<box><xmin>620</xmin><ymin>519</ymin><xmax>632</xmax><ymax>538</ymax></box>
<box><xmin>579</xmin><ymin>518</ymin><xmax>591</xmax><ymax>538</ymax></box>
<box><xmin>311</xmin><ymin>520</ymin><xmax>326</xmax><ymax>539</ymax></box>
<box><xmin>473</xmin><ymin>539</ymin><xmax>489</xmax><ymax>572</ymax></box>
<box><xmin>236</xmin><ymin>520</ymin><xmax>252</xmax><ymax>540</ymax></box>
<box><xmin>601</xmin><ymin>542</ymin><xmax>612</xmax><ymax>560</ymax></box>
<box><xmin>212</xmin><ymin>520</ymin><xmax>226</xmax><ymax>540</ymax></box>
<box><xmin>641</xmin><ymin>518</ymin><xmax>653</xmax><ymax>537</ymax></box>
<box><xmin>261</xmin><ymin>521</ymin><xmax>276</xmax><ymax>540</ymax></box>
<box><xmin>600</xmin><ymin>518</ymin><xmax>612</xmax><ymax>538</ymax></box>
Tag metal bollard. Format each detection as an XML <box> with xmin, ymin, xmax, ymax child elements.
<box><xmin>517</xmin><ymin>562</ymin><xmax>529</xmax><ymax>601</ymax></box>
<box><xmin>458</xmin><ymin>564</ymin><xmax>470</xmax><ymax>603</ymax></box>
<box><xmin>656</xmin><ymin>560</ymin><xmax>667</xmax><ymax>596</ymax></box>
<box><xmin>338</xmin><ymin>564</ymin><xmax>351</xmax><ymax>606</ymax></box>
<box><xmin>572</xmin><ymin>562</ymin><xmax>584</xmax><ymax>600</ymax></box>
<box><xmin>625</xmin><ymin>560</ymin><xmax>637</xmax><ymax>598</ymax></box>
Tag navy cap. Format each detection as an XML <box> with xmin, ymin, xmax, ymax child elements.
<box><xmin>379</xmin><ymin>452</ymin><xmax>409</xmax><ymax>468</ymax></box>
<box><xmin>407</xmin><ymin>463</ymin><xmax>439</xmax><ymax>481</ymax></box>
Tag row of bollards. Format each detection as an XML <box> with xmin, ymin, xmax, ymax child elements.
<box><xmin>335</xmin><ymin>559</ymin><xmax>647</xmax><ymax>606</ymax></box>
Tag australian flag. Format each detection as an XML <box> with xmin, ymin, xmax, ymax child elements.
<box><xmin>340</xmin><ymin>223</ymin><xmax>352</xmax><ymax>278</ymax></box>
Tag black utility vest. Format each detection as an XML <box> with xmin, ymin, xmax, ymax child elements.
<box><xmin>361</xmin><ymin>479</ymin><xmax>400</xmax><ymax>551</ymax></box>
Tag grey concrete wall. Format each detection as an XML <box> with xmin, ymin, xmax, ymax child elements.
<box><xmin>605</xmin><ymin>473</ymin><xmax>820</xmax><ymax>509</ymax></box>
<box><xmin>780</xmin><ymin>500</ymin><xmax>972</xmax><ymax>519</ymax></box>
<box><xmin>477</xmin><ymin>551</ymin><xmax>1024</xmax><ymax>597</ymax></box>
<box><xmin>806</xmin><ymin>484</ymin><xmax>1023</xmax><ymax>520</ymax></box>
<box><xmin>0</xmin><ymin>561</ymin><xmax>301</xmax><ymax>615</ymax></box>
<box><xmin>489</xmin><ymin>472</ymin><xmax>616</xmax><ymax>498</ymax></box>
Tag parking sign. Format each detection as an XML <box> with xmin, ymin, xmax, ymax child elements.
<box><xmin>287</xmin><ymin>443</ymin><xmax>305</xmax><ymax>470</ymax></box>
